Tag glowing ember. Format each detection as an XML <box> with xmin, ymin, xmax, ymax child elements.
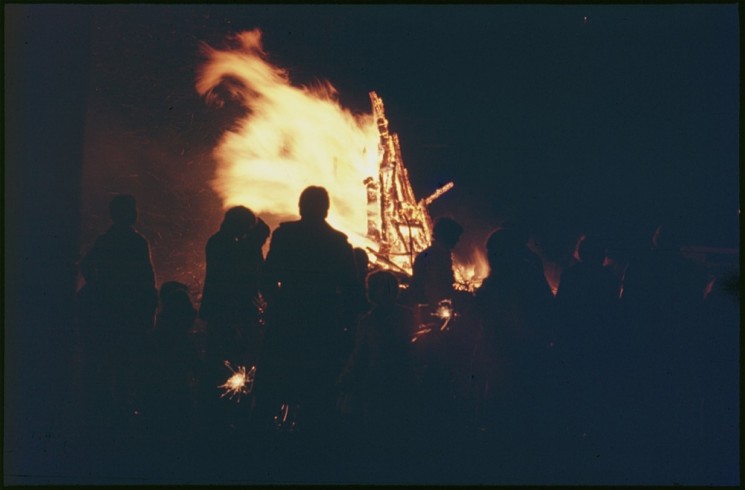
<box><xmin>273</xmin><ymin>403</ymin><xmax>299</xmax><ymax>432</ymax></box>
<box><xmin>218</xmin><ymin>361</ymin><xmax>255</xmax><ymax>402</ymax></box>
<box><xmin>411</xmin><ymin>326</ymin><xmax>433</xmax><ymax>343</ymax></box>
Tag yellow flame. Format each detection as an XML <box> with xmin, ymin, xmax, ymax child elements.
<box><xmin>453</xmin><ymin>249</ymin><xmax>490</xmax><ymax>291</ymax></box>
<box><xmin>197</xmin><ymin>29</ymin><xmax>380</xmax><ymax>247</ymax></box>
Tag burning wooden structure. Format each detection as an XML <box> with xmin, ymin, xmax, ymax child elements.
<box><xmin>364</xmin><ymin>91</ymin><xmax>453</xmax><ymax>275</ymax></box>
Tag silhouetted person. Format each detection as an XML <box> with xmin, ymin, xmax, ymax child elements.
<box><xmin>554</xmin><ymin>234</ymin><xmax>621</xmax><ymax>445</ymax></box>
<box><xmin>556</xmin><ymin>234</ymin><xmax>620</xmax><ymax>351</ymax></box>
<box><xmin>256</xmin><ymin>186</ymin><xmax>358</xmax><ymax>433</ymax></box>
<box><xmin>345</xmin><ymin>247</ymin><xmax>372</xmax><ymax>353</ymax></box>
<box><xmin>352</xmin><ymin>247</ymin><xmax>371</xmax><ymax>313</ymax></box>
<box><xmin>618</xmin><ymin>224</ymin><xmax>712</xmax><ymax>480</ymax></box>
<box><xmin>622</xmin><ymin>224</ymin><xmax>708</xmax><ymax>324</ymax></box>
<box><xmin>407</xmin><ymin>217</ymin><xmax>463</xmax><ymax>306</ymax></box>
<box><xmin>200</xmin><ymin>206</ymin><xmax>268</xmax><ymax>365</ymax></box>
<box><xmin>337</xmin><ymin>270</ymin><xmax>416</xmax><ymax>453</ymax></box>
<box><xmin>473</xmin><ymin>227</ymin><xmax>555</xmax><ymax>440</ymax></box>
<box><xmin>500</xmin><ymin>220</ymin><xmax>545</xmax><ymax>276</ymax></box>
<box><xmin>144</xmin><ymin>282</ymin><xmax>201</xmax><ymax>438</ymax></box>
<box><xmin>78</xmin><ymin>194</ymin><xmax>157</xmax><ymax>418</ymax></box>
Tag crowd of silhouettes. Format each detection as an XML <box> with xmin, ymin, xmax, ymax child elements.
<box><xmin>75</xmin><ymin>189</ymin><xmax>738</xmax><ymax>482</ymax></box>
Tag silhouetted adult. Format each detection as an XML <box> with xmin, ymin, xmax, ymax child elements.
<box><xmin>556</xmin><ymin>234</ymin><xmax>620</xmax><ymax>351</ymax></box>
<box><xmin>621</xmin><ymin>224</ymin><xmax>707</xmax><ymax>325</ymax></box>
<box><xmin>256</xmin><ymin>186</ymin><xmax>358</xmax><ymax>433</ymax></box>
<box><xmin>78</xmin><ymin>194</ymin><xmax>157</xmax><ymax>417</ymax></box>
<box><xmin>554</xmin><ymin>234</ymin><xmax>621</xmax><ymax>447</ymax></box>
<box><xmin>200</xmin><ymin>206</ymin><xmax>268</xmax><ymax>365</ymax></box>
<box><xmin>619</xmin><ymin>224</ymin><xmax>711</xmax><ymax>480</ymax></box>
<box><xmin>407</xmin><ymin>217</ymin><xmax>463</xmax><ymax>306</ymax></box>
<box><xmin>500</xmin><ymin>220</ymin><xmax>545</xmax><ymax>276</ymax></box>
<box><xmin>473</xmin><ymin>227</ymin><xmax>555</xmax><ymax>442</ymax></box>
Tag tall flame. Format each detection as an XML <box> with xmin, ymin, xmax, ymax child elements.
<box><xmin>196</xmin><ymin>30</ymin><xmax>380</xmax><ymax>246</ymax></box>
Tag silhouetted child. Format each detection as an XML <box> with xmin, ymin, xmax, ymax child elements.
<box><xmin>337</xmin><ymin>270</ymin><xmax>416</xmax><ymax>446</ymax></box>
<box><xmin>144</xmin><ymin>282</ymin><xmax>202</xmax><ymax>438</ymax></box>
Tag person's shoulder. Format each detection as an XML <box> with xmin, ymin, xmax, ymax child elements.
<box><xmin>323</xmin><ymin>222</ymin><xmax>352</xmax><ymax>249</ymax></box>
<box><xmin>132</xmin><ymin>228</ymin><xmax>150</xmax><ymax>243</ymax></box>
<box><xmin>323</xmin><ymin>222</ymin><xmax>349</xmax><ymax>241</ymax></box>
<box><xmin>270</xmin><ymin>220</ymin><xmax>300</xmax><ymax>240</ymax></box>
<box><xmin>275</xmin><ymin>220</ymin><xmax>302</xmax><ymax>233</ymax></box>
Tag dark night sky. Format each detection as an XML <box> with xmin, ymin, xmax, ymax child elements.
<box><xmin>70</xmin><ymin>4</ymin><xmax>739</xmax><ymax>284</ymax></box>
<box><xmin>3</xmin><ymin>4</ymin><xmax>741</xmax><ymax>484</ymax></box>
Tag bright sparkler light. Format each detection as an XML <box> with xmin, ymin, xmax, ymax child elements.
<box><xmin>218</xmin><ymin>361</ymin><xmax>255</xmax><ymax>402</ymax></box>
<box><xmin>411</xmin><ymin>299</ymin><xmax>459</xmax><ymax>342</ymax></box>
<box><xmin>433</xmin><ymin>299</ymin><xmax>457</xmax><ymax>331</ymax></box>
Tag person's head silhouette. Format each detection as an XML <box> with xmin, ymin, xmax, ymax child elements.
<box><xmin>109</xmin><ymin>194</ymin><xmax>138</xmax><ymax>226</ymax></box>
<box><xmin>299</xmin><ymin>186</ymin><xmax>330</xmax><ymax>221</ymax></box>
<box><xmin>432</xmin><ymin>217</ymin><xmax>463</xmax><ymax>250</ymax></box>
<box><xmin>576</xmin><ymin>234</ymin><xmax>606</xmax><ymax>265</ymax></box>
<box><xmin>221</xmin><ymin>206</ymin><xmax>256</xmax><ymax>239</ymax></box>
<box><xmin>366</xmin><ymin>270</ymin><xmax>399</xmax><ymax>308</ymax></box>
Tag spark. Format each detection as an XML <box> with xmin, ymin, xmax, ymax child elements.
<box><xmin>411</xmin><ymin>326</ymin><xmax>433</xmax><ymax>343</ymax></box>
<box><xmin>274</xmin><ymin>403</ymin><xmax>299</xmax><ymax>432</ymax></box>
<box><xmin>218</xmin><ymin>361</ymin><xmax>255</xmax><ymax>402</ymax></box>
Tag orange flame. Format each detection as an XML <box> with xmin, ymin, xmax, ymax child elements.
<box><xmin>196</xmin><ymin>30</ymin><xmax>380</xmax><ymax>248</ymax></box>
<box><xmin>453</xmin><ymin>248</ymin><xmax>490</xmax><ymax>292</ymax></box>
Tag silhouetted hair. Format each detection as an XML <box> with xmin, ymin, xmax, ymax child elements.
<box><xmin>366</xmin><ymin>270</ymin><xmax>399</xmax><ymax>307</ymax></box>
<box><xmin>109</xmin><ymin>194</ymin><xmax>137</xmax><ymax>226</ymax></box>
<box><xmin>500</xmin><ymin>220</ymin><xmax>530</xmax><ymax>246</ymax></box>
<box><xmin>159</xmin><ymin>281</ymin><xmax>190</xmax><ymax>305</ymax></box>
<box><xmin>576</xmin><ymin>234</ymin><xmax>606</xmax><ymax>265</ymax></box>
<box><xmin>354</xmin><ymin>247</ymin><xmax>370</xmax><ymax>276</ymax></box>
<box><xmin>220</xmin><ymin>206</ymin><xmax>256</xmax><ymax>237</ymax></box>
<box><xmin>486</xmin><ymin>228</ymin><xmax>513</xmax><ymax>254</ymax></box>
<box><xmin>432</xmin><ymin>217</ymin><xmax>463</xmax><ymax>248</ymax></box>
<box><xmin>299</xmin><ymin>186</ymin><xmax>330</xmax><ymax>219</ymax></box>
<box><xmin>254</xmin><ymin>218</ymin><xmax>271</xmax><ymax>246</ymax></box>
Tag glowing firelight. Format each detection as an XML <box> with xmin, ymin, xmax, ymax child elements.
<box><xmin>196</xmin><ymin>30</ymin><xmax>380</xmax><ymax>248</ymax></box>
<box><xmin>454</xmin><ymin>249</ymin><xmax>490</xmax><ymax>292</ymax></box>
<box><xmin>198</xmin><ymin>29</ymin><xmax>481</xmax><ymax>279</ymax></box>
<box><xmin>218</xmin><ymin>361</ymin><xmax>255</xmax><ymax>402</ymax></box>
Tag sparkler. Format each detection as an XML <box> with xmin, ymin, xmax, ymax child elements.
<box><xmin>218</xmin><ymin>361</ymin><xmax>255</xmax><ymax>402</ymax></box>
<box><xmin>411</xmin><ymin>299</ymin><xmax>459</xmax><ymax>342</ymax></box>
<box><xmin>433</xmin><ymin>299</ymin><xmax>457</xmax><ymax>332</ymax></box>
